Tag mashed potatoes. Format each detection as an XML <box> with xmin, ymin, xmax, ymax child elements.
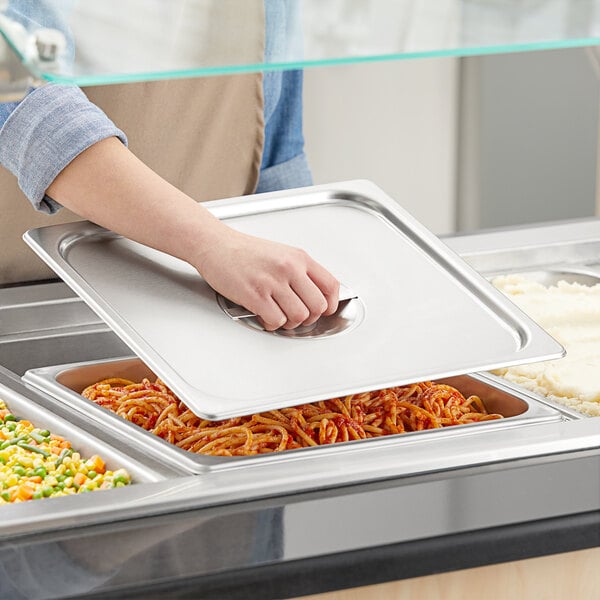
<box><xmin>492</xmin><ymin>274</ymin><xmax>600</xmax><ymax>417</ymax></box>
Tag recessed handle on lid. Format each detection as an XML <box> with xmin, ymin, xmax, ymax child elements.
<box><xmin>221</xmin><ymin>283</ymin><xmax>358</xmax><ymax>320</ymax></box>
<box><xmin>216</xmin><ymin>284</ymin><xmax>364</xmax><ymax>339</ymax></box>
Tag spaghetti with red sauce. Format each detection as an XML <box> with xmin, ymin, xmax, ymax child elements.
<box><xmin>81</xmin><ymin>377</ymin><xmax>502</xmax><ymax>456</ymax></box>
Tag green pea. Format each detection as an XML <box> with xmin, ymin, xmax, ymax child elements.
<box><xmin>4</xmin><ymin>414</ymin><xmax>16</xmax><ymax>422</ymax></box>
<box><xmin>42</xmin><ymin>487</ymin><xmax>53</xmax><ymax>497</ymax></box>
<box><xmin>64</xmin><ymin>469</ymin><xmax>73</xmax><ymax>478</ymax></box>
<box><xmin>87</xmin><ymin>470</ymin><xmax>97</xmax><ymax>479</ymax></box>
<box><xmin>56</xmin><ymin>474</ymin><xmax>66</xmax><ymax>482</ymax></box>
<box><xmin>12</xmin><ymin>466</ymin><xmax>26</xmax><ymax>476</ymax></box>
<box><xmin>0</xmin><ymin>491</ymin><xmax>10</xmax><ymax>501</ymax></box>
<box><xmin>32</xmin><ymin>491</ymin><xmax>43</xmax><ymax>500</ymax></box>
<box><xmin>113</xmin><ymin>474</ymin><xmax>129</xmax><ymax>484</ymax></box>
<box><xmin>5</xmin><ymin>422</ymin><xmax>16</xmax><ymax>432</ymax></box>
<box><xmin>55</xmin><ymin>482</ymin><xmax>65</xmax><ymax>490</ymax></box>
<box><xmin>34</xmin><ymin>467</ymin><xmax>47</xmax><ymax>478</ymax></box>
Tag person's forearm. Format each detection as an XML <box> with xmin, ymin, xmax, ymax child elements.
<box><xmin>46</xmin><ymin>136</ymin><xmax>225</xmax><ymax>267</ymax></box>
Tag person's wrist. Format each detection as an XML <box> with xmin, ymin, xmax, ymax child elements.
<box><xmin>182</xmin><ymin>205</ymin><xmax>232</xmax><ymax>274</ymax></box>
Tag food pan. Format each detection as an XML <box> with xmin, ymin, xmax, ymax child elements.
<box><xmin>485</xmin><ymin>266</ymin><xmax>600</xmax><ymax>420</ymax></box>
<box><xmin>24</xmin><ymin>357</ymin><xmax>563</xmax><ymax>474</ymax></box>
<box><xmin>447</xmin><ymin>221</ymin><xmax>600</xmax><ymax>276</ymax></box>
<box><xmin>486</xmin><ymin>266</ymin><xmax>600</xmax><ymax>287</ymax></box>
<box><xmin>0</xmin><ymin>367</ymin><xmax>172</xmax><ymax>492</ymax></box>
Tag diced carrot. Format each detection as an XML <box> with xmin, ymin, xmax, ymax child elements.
<box><xmin>73</xmin><ymin>472</ymin><xmax>87</xmax><ymax>487</ymax></box>
<box><xmin>87</xmin><ymin>455</ymin><xmax>106</xmax><ymax>474</ymax></box>
<box><xmin>50</xmin><ymin>435</ymin><xmax>70</xmax><ymax>449</ymax></box>
<box><xmin>16</xmin><ymin>483</ymin><xmax>35</xmax><ymax>501</ymax></box>
<box><xmin>28</xmin><ymin>476</ymin><xmax>42</xmax><ymax>484</ymax></box>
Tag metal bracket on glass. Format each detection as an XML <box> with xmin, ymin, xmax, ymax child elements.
<box><xmin>0</xmin><ymin>23</ymin><xmax>35</xmax><ymax>100</ymax></box>
<box><xmin>0</xmin><ymin>11</ymin><xmax>65</xmax><ymax>101</ymax></box>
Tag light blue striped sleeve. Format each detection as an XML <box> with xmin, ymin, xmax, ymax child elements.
<box><xmin>0</xmin><ymin>83</ymin><xmax>127</xmax><ymax>214</ymax></box>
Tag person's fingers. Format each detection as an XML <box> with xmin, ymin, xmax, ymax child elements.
<box><xmin>307</xmin><ymin>260</ymin><xmax>340</xmax><ymax>316</ymax></box>
<box><xmin>271</xmin><ymin>286</ymin><xmax>311</xmax><ymax>330</ymax></box>
<box><xmin>248</xmin><ymin>295</ymin><xmax>287</xmax><ymax>331</ymax></box>
<box><xmin>290</xmin><ymin>276</ymin><xmax>328</xmax><ymax>326</ymax></box>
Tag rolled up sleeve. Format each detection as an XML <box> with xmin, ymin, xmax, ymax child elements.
<box><xmin>0</xmin><ymin>83</ymin><xmax>127</xmax><ymax>213</ymax></box>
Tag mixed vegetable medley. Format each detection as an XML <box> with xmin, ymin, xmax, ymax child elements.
<box><xmin>0</xmin><ymin>399</ymin><xmax>131</xmax><ymax>504</ymax></box>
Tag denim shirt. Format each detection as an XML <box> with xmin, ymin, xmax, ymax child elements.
<box><xmin>0</xmin><ymin>0</ymin><xmax>311</xmax><ymax>213</ymax></box>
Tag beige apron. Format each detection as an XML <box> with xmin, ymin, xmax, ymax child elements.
<box><xmin>0</xmin><ymin>1</ymin><xmax>265</xmax><ymax>285</ymax></box>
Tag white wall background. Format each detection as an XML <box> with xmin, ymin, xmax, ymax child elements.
<box><xmin>458</xmin><ymin>48</ymin><xmax>600</xmax><ymax>231</ymax></box>
<box><xmin>304</xmin><ymin>49</ymin><xmax>600</xmax><ymax>237</ymax></box>
<box><xmin>303</xmin><ymin>58</ymin><xmax>459</xmax><ymax>236</ymax></box>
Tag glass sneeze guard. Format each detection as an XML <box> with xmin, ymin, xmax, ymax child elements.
<box><xmin>2</xmin><ymin>0</ymin><xmax>600</xmax><ymax>86</ymax></box>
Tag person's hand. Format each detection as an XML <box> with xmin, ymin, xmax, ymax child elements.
<box><xmin>194</xmin><ymin>224</ymin><xmax>340</xmax><ymax>331</ymax></box>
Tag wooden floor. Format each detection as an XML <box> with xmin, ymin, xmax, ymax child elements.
<box><xmin>296</xmin><ymin>547</ymin><xmax>600</xmax><ymax>600</ymax></box>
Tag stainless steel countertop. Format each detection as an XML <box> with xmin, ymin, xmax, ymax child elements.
<box><xmin>0</xmin><ymin>217</ymin><xmax>599</xmax><ymax>599</ymax></box>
